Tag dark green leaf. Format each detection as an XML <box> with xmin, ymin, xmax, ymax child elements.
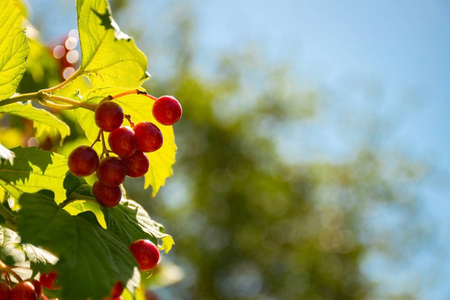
<box><xmin>17</xmin><ymin>190</ymin><xmax>140</xmax><ymax>300</ymax></box>
<box><xmin>63</xmin><ymin>171</ymin><xmax>93</xmax><ymax>199</ymax></box>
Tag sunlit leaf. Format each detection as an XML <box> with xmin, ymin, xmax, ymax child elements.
<box><xmin>17</xmin><ymin>190</ymin><xmax>140</xmax><ymax>300</ymax></box>
<box><xmin>76</xmin><ymin>0</ymin><xmax>149</xmax><ymax>88</ymax></box>
<box><xmin>0</xmin><ymin>0</ymin><xmax>29</xmax><ymax>100</ymax></box>
<box><xmin>0</xmin><ymin>147</ymin><xmax>67</xmax><ymax>203</ymax></box>
<box><xmin>0</xmin><ymin>102</ymin><xmax>70</xmax><ymax>141</ymax></box>
<box><xmin>76</xmin><ymin>87</ymin><xmax>176</xmax><ymax>196</ymax></box>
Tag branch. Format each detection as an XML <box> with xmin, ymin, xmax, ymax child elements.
<box><xmin>0</xmin><ymin>91</ymin><xmax>96</xmax><ymax>111</ymax></box>
<box><xmin>42</xmin><ymin>94</ymin><xmax>96</xmax><ymax>111</ymax></box>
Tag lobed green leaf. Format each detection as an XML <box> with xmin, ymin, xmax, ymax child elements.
<box><xmin>17</xmin><ymin>190</ymin><xmax>140</xmax><ymax>300</ymax></box>
<box><xmin>76</xmin><ymin>0</ymin><xmax>149</xmax><ymax>88</ymax></box>
<box><xmin>0</xmin><ymin>0</ymin><xmax>29</xmax><ymax>100</ymax></box>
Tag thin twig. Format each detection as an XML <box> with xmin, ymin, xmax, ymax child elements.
<box><xmin>39</xmin><ymin>68</ymin><xmax>83</xmax><ymax>93</ymax></box>
<box><xmin>91</xmin><ymin>130</ymin><xmax>103</xmax><ymax>148</ymax></box>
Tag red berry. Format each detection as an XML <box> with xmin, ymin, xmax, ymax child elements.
<box><xmin>110</xmin><ymin>281</ymin><xmax>124</xmax><ymax>298</ymax></box>
<box><xmin>121</xmin><ymin>151</ymin><xmax>149</xmax><ymax>178</ymax></box>
<box><xmin>93</xmin><ymin>180</ymin><xmax>122</xmax><ymax>207</ymax></box>
<box><xmin>96</xmin><ymin>156</ymin><xmax>126</xmax><ymax>187</ymax></box>
<box><xmin>30</xmin><ymin>280</ymin><xmax>41</xmax><ymax>298</ymax></box>
<box><xmin>68</xmin><ymin>146</ymin><xmax>99</xmax><ymax>177</ymax></box>
<box><xmin>108</xmin><ymin>126</ymin><xmax>137</xmax><ymax>157</ymax></box>
<box><xmin>0</xmin><ymin>281</ymin><xmax>11</xmax><ymax>299</ymax></box>
<box><xmin>152</xmin><ymin>96</ymin><xmax>182</xmax><ymax>126</ymax></box>
<box><xmin>40</xmin><ymin>270</ymin><xmax>60</xmax><ymax>290</ymax></box>
<box><xmin>133</xmin><ymin>122</ymin><xmax>163</xmax><ymax>152</ymax></box>
<box><xmin>129</xmin><ymin>239</ymin><xmax>160</xmax><ymax>271</ymax></box>
<box><xmin>10</xmin><ymin>281</ymin><xmax>38</xmax><ymax>300</ymax></box>
<box><xmin>95</xmin><ymin>101</ymin><xmax>124</xmax><ymax>132</ymax></box>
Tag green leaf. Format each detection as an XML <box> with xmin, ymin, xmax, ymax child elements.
<box><xmin>0</xmin><ymin>147</ymin><xmax>67</xmax><ymax>203</ymax></box>
<box><xmin>0</xmin><ymin>102</ymin><xmax>70</xmax><ymax>141</ymax></box>
<box><xmin>76</xmin><ymin>0</ymin><xmax>149</xmax><ymax>88</ymax></box>
<box><xmin>17</xmin><ymin>191</ymin><xmax>140</xmax><ymax>300</ymax></box>
<box><xmin>0</xmin><ymin>143</ymin><xmax>14</xmax><ymax>164</ymax></box>
<box><xmin>76</xmin><ymin>88</ymin><xmax>176</xmax><ymax>196</ymax></box>
<box><xmin>0</xmin><ymin>0</ymin><xmax>29</xmax><ymax>99</ymax></box>
<box><xmin>104</xmin><ymin>199</ymin><xmax>174</xmax><ymax>253</ymax></box>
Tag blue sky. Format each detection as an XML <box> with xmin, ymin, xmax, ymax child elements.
<box><xmin>29</xmin><ymin>0</ymin><xmax>450</xmax><ymax>298</ymax></box>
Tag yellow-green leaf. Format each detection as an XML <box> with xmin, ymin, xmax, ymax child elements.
<box><xmin>76</xmin><ymin>0</ymin><xmax>149</xmax><ymax>88</ymax></box>
<box><xmin>17</xmin><ymin>191</ymin><xmax>140</xmax><ymax>300</ymax></box>
<box><xmin>0</xmin><ymin>147</ymin><xmax>67</xmax><ymax>203</ymax></box>
<box><xmin>0</xmin><ymin>0</ymin><xmax>29</xmax><ymax>99</ymax></box>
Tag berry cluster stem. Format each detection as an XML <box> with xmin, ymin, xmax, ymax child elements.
<box><xmin>124</xmin><ymin>114</ymin><xmax>134</xmax><ymax>127</ymax></box>
<box><xmin>100</xmin><ymin>131</ymin><xmax>109</xmax><ymax>159</ymax></box>
<box><xmin>88</xmin><ymin>128</ymin><xmax>112</xmax><ymax>160</ymax></box>
<box><xmin>110</xmin><ymin>89</ymin><xmax>158</xmax><ymax>101</ymax></box>
<box><xmin>91</xmin><ymin>130</ymin><xmax>103</xmax><ymax>148</ymax></box>
<box><xmin>111</xmin><ymin>89</ymin><xmax>140</xmax><ymax>99</ymax></box>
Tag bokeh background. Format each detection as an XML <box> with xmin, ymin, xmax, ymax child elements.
<box><xmin>17</xmin><ymin>0</ymin><xmax>450</xmax><ymax>299</ymax></box>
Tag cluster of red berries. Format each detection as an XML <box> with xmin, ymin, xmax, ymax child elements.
<box><xmin>0</xmin><ymin>270</ymin><xmax>59</xmax><ymax>300</ymax></box>
<box><xmin>0</xmin><ymin>270</ymin><xmax>120</xmax><ymax>300</ymax></box>
<box><xmin>68</xmin><ymin>95</ymin><xmax>182</xmax><ymax>207</ymax></box>
<box><xmin>0</xmin><ymin>240</ymin><xmax>159</xmax><ymax>300</ymax></box>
